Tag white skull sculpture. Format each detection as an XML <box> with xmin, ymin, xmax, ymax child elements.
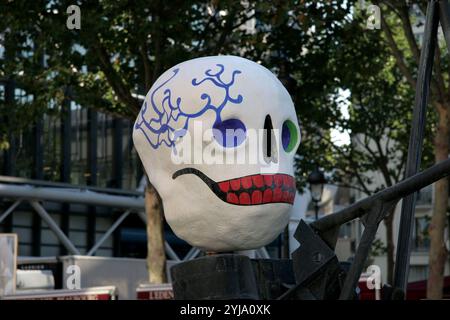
<box><xmin>133</xmin><ymin>56</ymin><xmax>301</xmax><ymax>252</ymax></box>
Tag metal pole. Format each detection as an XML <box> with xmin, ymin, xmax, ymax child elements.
<box><xmin>339</xmin><ymin>225</ymin><xmax>378</xmax><ymax>300</ymax></box>
<box><xmin>439</xmin><ymin>1</ymin><xmax>450</xmax><ymax>52</ymax></box>
<box><xmin>257</xmin><ymin>247</ymin><xmax>270</xmax><ymax>259</ymax></box>
<box><xmin>0</xmin><ymin>183</ymin><xmax>144</xmax><ymax>210</ymax></box>
<box><xmin>165</xmin><ymin>242</ymin><xmax>181</xmax><ymax>262</ymax></box>
<box><xmin>393</xmin><ymin>0</ymin><xmax>440</xmax><ymax>293</ymax></box>
<box><xmin>0</xmin><ymin>200</ymin><xmax>21</xmax><ymax>224</ymax></box>
<box><xmin>312</xmin><ymin>157</ymin><xmax>450</xmax><ymax>232</ymax></box>
<box><xmin>86</xmin><ymin>210</ymin><xmax>131</xmax><ymax>256</ymax></box>
<box><xmin>183</xmin><ymin>247</ymin><xmax>201</xmax><ymax>261</ymax></box>
<box><xmin>29</xmin><ymin>201</ymin><xmax>80</xmax><ymax>255</ymax></box>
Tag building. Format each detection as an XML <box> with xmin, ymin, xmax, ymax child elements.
<box><xmin>0</xmin><ymin>80</ymin><xmax>288</xmax><ymax>260</ymax></box>
<box><xmin>0</xmin><ymin>88</ymin><xmax>146</xmax><ymax>257</ymax></box>
<box><xmin>366</xmin><ymin>3</ymin><xmax>450</xmax><ymax>284</ymax></box>
<box><xmin>330</xmin><ymin>130</ymin><xmax>450</xmax><ymax>284</ymax></box>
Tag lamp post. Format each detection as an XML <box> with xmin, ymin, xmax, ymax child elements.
<box><xmin>307</xmin><ymin>167</ymin><xmax>326</xmax><ymax>220</ymax></box>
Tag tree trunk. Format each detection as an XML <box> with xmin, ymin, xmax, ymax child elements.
<box><xmin>427</xmin><ymin>104</ymin><xmax>449</xmax><ymax>299</ymax></box>
<box><xmin>384</xmin><ymin>211</ymin><xmax>395</xmax><ymax>285</ymax></box>
<box><xmin>145</xmin><ymin>179</ymin><xmax>167</xmax><ymax>284</ymax></box>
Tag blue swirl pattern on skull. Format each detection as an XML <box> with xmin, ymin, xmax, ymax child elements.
<box><xmin>134</xmin><ymin>64</ymin><xmax>244</xmax><ymax>151</ymax></box>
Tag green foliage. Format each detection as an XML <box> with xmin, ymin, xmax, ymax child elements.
<box><xmin>371</xmin><ymin>238</ymin><xmax>388</xmax><ymax>257</ymax></box>
<box><xmin>0</xmin><ymin>0</ymin><xmax>436</xmax><ymax>192</ymax></box>
<box><xmin>293</xmin><ymin>2</ymin><xmax>435</xmax><ymax>195</ymax></box>
<box><xmin>0</xmin><ymin>1</ymin><xmax>355</xmax><ymax>149</ymax></box>
<box><xmin>366</xmin><ymin>237</ymin><xmax>388</xmax><ymax>267</ymax></box>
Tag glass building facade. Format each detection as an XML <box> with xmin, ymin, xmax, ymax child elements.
<box><xmin>0</xmin><ymin>79</ymin><xmax>285</xmax><ymax>259</ymax></box>
<box><xmin>0</xmin><ymin>79</ymin><xmax>150</xmax><ymax>257</ymax></box>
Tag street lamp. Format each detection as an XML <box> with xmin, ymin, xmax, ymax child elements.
<box><xmin>308</xmin><ymin>167</ymin><xmax>326</xmax><ymax>220</ymax></box>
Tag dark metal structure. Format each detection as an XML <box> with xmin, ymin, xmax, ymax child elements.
<box><xmin>394</xmin><ymin>0</ymin><xmax>439</xmax><ymax>293</ymax></box>
<box><xmin>171</xmin><ymin>1</ymin><xmax>450</xmax><ymax>300</ymax></box>
<box><xmin>171</xmin><ymin>158</ymin><xmax>450</xmax><ymax>299</ymax></box>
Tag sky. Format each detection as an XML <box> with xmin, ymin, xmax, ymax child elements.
<box><xmin>330</xmin><ymin>89</ymin><xmax>351</xmax><ymax>147</ymax></box>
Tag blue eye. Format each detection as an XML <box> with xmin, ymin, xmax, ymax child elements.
<box><xmin>213</xmin><ymin>118</ymin><xmax>247</xmax><ymax>147</ymax></box>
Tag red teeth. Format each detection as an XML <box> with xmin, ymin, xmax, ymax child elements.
<box><xmin>251</xmin><ymin>190</ymin><xmax>262</xmax><ymax>204</ymax></box>
<box><xmin>264</xmin><ymin>175</ymin><xmax>273</xmax><ymax>187</ymax></box>
<box><xmin>218</xmin><ymin>181</ymin><xmax>230</xmax><ymax>193</ymax></box>
<box><xmin>230</xmin><ymin>179</ymin><xmax>241</xmax><ymax>191</ymax></box>
<box><xmin>217</xmin><ymin>174</ymin><xmax>296</xmax><ymax>205</ymax></box>
<box><xmin>241</xmin><ymin>176</ymin><xmax>253</xmax><ymax>189</ymax></box>
<box><xmin>252</xmin><ymin>175</ymin><xmax>264</xmax><ymax>188</ymax></box>
<box><xmin>283</xmin><ymin>175</ymin><xmax>292</xmax><ymax>187</ymax></box>
<box><xmin>263</xmin><ymin>189</ymin><xmax>273</xmax><ymax>203</ymax></box>
<box><xmin>239</xmin><ymin>192</ymin><xmax>251</xmax><ymax>205</ymax></box>
<box><xmin>274</xmin><ymin>175</ymin><xmax>283</xmax><ymax>187</ymax></box>
<box><xmin>227</xmin><ymin>193</ymin><xmax>239</xmax><ymax>204</ymax></box>
<box><xmin>273</xmin><ymin>188</ymin><xmax>282</xmax><ymax>202</ymax></box>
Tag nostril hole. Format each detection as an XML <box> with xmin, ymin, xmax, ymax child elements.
<box><xmin>264</xmin><ymin>115</ymin><xmax>273</xmax><ymax>158</ymax></box>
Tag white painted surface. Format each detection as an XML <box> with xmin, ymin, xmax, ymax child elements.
<box><xmin>134</xmin><ymin>56</ymin><xmax>300</xmax><ymax>251</ymax></box>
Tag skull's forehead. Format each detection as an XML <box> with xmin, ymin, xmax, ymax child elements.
<box><xmin>145</xmin><ymin>55</ymin><xmax>295</xmax><ymax>130</ymax></box>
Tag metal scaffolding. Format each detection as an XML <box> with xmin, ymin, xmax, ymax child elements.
<box><xmin>0</xmin><ymin>176</ymin><xmax>180</xmax><ymax>260</ymax></box>
<box><xmin>0</xmin><ymin>176</ymin><xmax>270</xmax><ymax>261</ymax></box>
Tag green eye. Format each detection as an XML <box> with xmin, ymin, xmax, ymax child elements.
<box><xmin>282</xmin><ymin>119</ymin><xmax>299</xmax><ymax>152</ymax></box>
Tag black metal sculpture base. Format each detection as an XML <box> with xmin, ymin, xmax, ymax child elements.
<box><xmin>171</xmin><ymin>254</ymin><xmax>260</xmax><ymax>300</ymax></box>
<box><xmin>171</xmin><ymin>254</ymin><xmax>295</xmax><ymax>300</ymax></box>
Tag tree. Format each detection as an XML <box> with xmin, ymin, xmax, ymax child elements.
<box><xmin>1</xmin><ymin>0</ymin><xmax>259</xmax><ymax>283</ymax></box>
<box><xmin>261</xmin><ymin>0</ymin><xmax>441</xmax><ymax>293</ymax></box>
<box><xmin>326</xmin><ymin>32</ymin><xmax>434</xmax><ymax>284</ymax></box>
<box><xmin>246</xmin><ymin>1</ymin><xmax>434</xmax><ymax>285</ymax></box>
<box><xmin>281</xmin><ymin>3</ymin><xmax>435</xmax><ymax>284</ymax></box>
<box><xmin>0</xmin><ymin>0</ymin><xmax>371</xmax><ymax>282</ymax></box>
<box><xmin>372</xmin><ymin>0</ymin><xmax>449</xmax><ymax>299</ymax></box>
<box><xmin>4</xmin><ymin>0</ymin><xmax>442</xmax><ymax>294</ymax></box>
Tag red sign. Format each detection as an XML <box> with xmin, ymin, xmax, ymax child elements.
<box><xmin>136</xmin><ymin>283</ymin><xmax>173</xmax><ymax>300</ymax></box>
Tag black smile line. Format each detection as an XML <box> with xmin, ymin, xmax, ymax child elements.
<box><xmin>172</xmin><ymin>168</ymin><xmax>296</xmax><ymax>206</ymax></box>
<box><xmin>173</xmin><ymin>167</ymin><xmax>224</xmax><ymax>201</ymax></box>
<box><xmin>172</xmin><ymin>168</ymin><xmax>216</xmax><ymax>188</ymax></box>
